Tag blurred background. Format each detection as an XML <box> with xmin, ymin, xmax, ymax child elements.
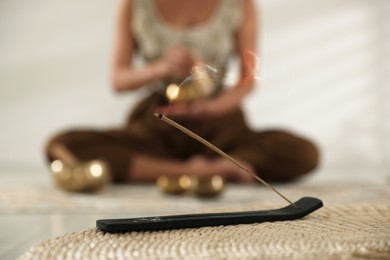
<box><xmin>1</xmin><ymin>0</ymin><xmax>389</xmax><ymax>176</ymax></box>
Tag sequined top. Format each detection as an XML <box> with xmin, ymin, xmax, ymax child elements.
<box><xmin>132</xmin><ymin>0</ymin><xmax>243</xmax><ymax>69</ymax></box>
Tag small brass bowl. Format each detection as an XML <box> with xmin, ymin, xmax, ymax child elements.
<box><xmin>51</xmin><ymin>160</ymin><xmax>110</xmax><ymax>192</ymax></box>
<box><xmin>83</xmin><ymin>160</ymin><xmax>111</xmax><ymax>191</ymax></box>
<box><xmin>192</xmin><ymin>175</ymin><xmax>224</xmax><ymax>198</ymax></box>
<box><xmin>157</xmin><ymin>175</ymin><xmax>193</xmax><ymax>195</ymax></box>
<box><xmin>165</xmin><ymin>64</ymin><xmax>216</xmax><ymax>102</ymax></box>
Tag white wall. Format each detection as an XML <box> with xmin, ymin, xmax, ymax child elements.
<box><xmin>252</xmin><ymin>0</ymin><xmax>390</xmax><ymax>170</ymax></box>
<box><xmin>1</xmin><ymin>0</ymin><xmax>389</xmax><ymax>171</ymax></box>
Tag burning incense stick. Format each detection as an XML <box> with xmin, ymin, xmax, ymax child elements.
<box><xmin>154</xmin><ymin>113</ymin><xmax>296</xmax><ymax>207</ymax></box>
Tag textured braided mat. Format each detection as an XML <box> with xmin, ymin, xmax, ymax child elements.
<box><xmin>19</xmin><ymin>203</ymin><xmax>390</xmax><ymax>259</ymax></box>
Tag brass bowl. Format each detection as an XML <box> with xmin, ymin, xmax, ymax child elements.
<box><xmin>157</xmin><ymin>175</ymin><xmax>193</xmax><ymax>195</ymax></box>
<box><xmin>51</xmin><ymin>160</ymin><xmax>110</xmax><ymax>192</ymax></box>
<box><xmin>192</xmin><ymin>175</ymin><xmax>224</xmax><ymax>198</ymax></box>
<box><xmin>165</xmin><ymin>64</ymin><xmax>216</xmax><ymax>102</ymax></box>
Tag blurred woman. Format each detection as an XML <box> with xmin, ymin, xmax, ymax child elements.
<box><xmin>46</xmin><ymin>0</ymin><xmax>319</xmax><ymax>189</ymax></box>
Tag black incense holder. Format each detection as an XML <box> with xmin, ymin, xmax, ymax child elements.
<box><xmin>96</xmin><ymin>197</ymin><xmax>323</xmax><ymax>233</ymax></box>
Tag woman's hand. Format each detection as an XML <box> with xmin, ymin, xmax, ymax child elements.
<box><xmin>156</xmin><ymin>45</ymin><xmax>197</xmax><ymax>80</ymax></box>
<box><xmin>158</xmin><ymin>77</ymin><xmax>254</xmax><ymax>120</ymax></box>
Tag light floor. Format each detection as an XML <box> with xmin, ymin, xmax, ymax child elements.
<box><xmin>0</xmin><ymin>165</ymin><xmax>389</xmax><ymax>260</ymax></box>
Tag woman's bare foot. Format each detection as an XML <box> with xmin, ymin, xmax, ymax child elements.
<box><xmin>210</xmin><ymin>158</ymin><xmax>257</xmax><ymax>183</ymax></box>
<box><xmin>129</xmin><ymin>153</ymin><xmax>257</xmax><ymax>183</ymax></box>
<box><xmin>187</xmin><ymin>155</ymin><xmax>256</xmax><ymax>183</ymax></box>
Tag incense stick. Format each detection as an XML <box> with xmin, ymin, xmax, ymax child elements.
<box><xmin>154</xmin><ymin>113</ymin><xmax>296</xmax><ymax>207</ymax></box>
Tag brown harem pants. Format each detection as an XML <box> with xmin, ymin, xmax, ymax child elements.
<box><xmin>46</xmin><ymin>93</ymin><xmax>319</xmax><ymax>182</ymax></box>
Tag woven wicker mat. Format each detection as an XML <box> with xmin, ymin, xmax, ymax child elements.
<box><xmin>19</xmin><ymin>203</ymin><xmax>390</xmax><ymax>259</ymax></box>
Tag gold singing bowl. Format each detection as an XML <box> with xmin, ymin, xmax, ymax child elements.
<box><xmin>166</xmin><ymin>64</ymin><xmax>216</xmax><ymax>102</ymax></box>
<box><xmin>157</xmin><ymin>175</ymin><xmax>193</xmax><ymax>195</ymax></box>
<box><xmin>192</xmin><ymin>175</ymin><xmax>224</xmax><ymax>198</ymax></box>
<box><xmin>157</xmin><ymin>175</ymin><xmax>224</xmax><ymax>197</ymax></box>
<box><xmin>51</xmin><ymin>160</ymin><xmax>110</xmax><ymax>192</ymax></box>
